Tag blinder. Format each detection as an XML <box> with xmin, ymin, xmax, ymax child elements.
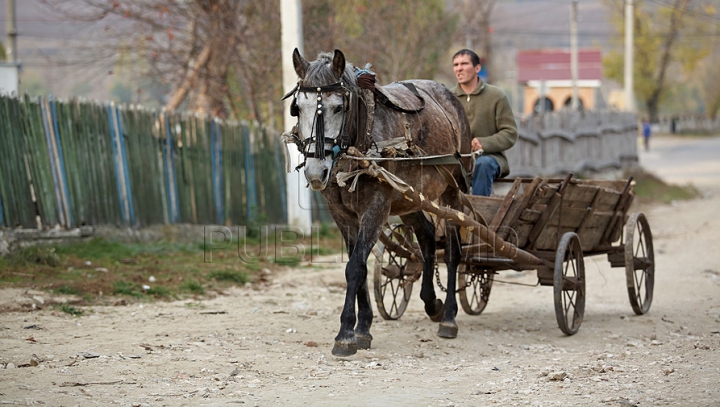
<box><xmin>290</xmin><ymin>98</ymin><xmax>299</xmax><ymax>117</ymax></box>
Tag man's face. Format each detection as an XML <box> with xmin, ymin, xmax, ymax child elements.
<box><xmin>453</xmin><ymin>54</ymin><xmax>480</xmax><ymax>85</ymax></box>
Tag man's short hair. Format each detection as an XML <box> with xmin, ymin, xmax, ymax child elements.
<box><xmin>453</xmin><ymin>49</ymin><xmax>481</xmax><ymax>67</ymax></box>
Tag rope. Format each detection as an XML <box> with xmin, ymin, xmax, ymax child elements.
<box><xmin>340</xmin><ymin>150</ymin><xmax>481</xmax><ymax>162</ymax></box>
<box><xmin>336</xmin><ymin>162</ymin><xmax>412</xmax><ymax>193</ymax></box>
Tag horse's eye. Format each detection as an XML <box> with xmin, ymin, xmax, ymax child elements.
<box><xmin>333</xmin><ymin>105</ymin><xmax>343</xmax><ymax>114</ymax></box>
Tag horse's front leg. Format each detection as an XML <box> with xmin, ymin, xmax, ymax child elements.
<box><xmin>354</xmin><ymin>270</ymin><xmax>374</xmax><ymax>350</ymax></box>
<box><xmin>332</xmin><ymin>207</ymin><xmax>388</xmax><ymax>356</ymax></box>
<box><xmin>437</xmin><ymin>221</ymin><xmax>460</xmax><ymax>338</ymax></box>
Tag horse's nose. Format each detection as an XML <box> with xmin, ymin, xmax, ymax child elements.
<box><xmin>305</xmin><ymin>161</ymin><xmax>331</xmax><ymax>191</ymax></box>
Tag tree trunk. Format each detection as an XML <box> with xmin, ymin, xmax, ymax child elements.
<box><xmin>646</xmin><ymin>98</ymin><xmax>660</xmax><ymax>123</ymax></box>
<box><xmin>644</xmin><ymin>0</ymin><xmax>688</xmax><ymax>124</ymax></box>
<box><xmin>166</xmin><ymin>46</ymin><xmax>212</xmax><ymax>113</ymax></box>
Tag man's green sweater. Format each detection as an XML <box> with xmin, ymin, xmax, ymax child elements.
<box><xmin>451</xmin><ymin>79</ymin><xmax>518</xmax><ymax>177</ymax></box>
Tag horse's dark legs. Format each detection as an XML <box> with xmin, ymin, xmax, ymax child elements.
<box><xmin>400</xmin><ymin>213</ymin><xmax>444</xmax><ymax>322</ymax></box>
<box><xmin>332</xmin><ymin>212</ymin><xmax>386</xmax><ymax>356</ymax></box>
<box><xmin>339</xmin><ymin>229</ymin><xmax>373</xmax><ymax>350</ymax></box>
<box><xmin>438</xmin><ymin>221</ymin><xmax>460</xmax><ymax>338</ymax></box>
<box><xmin>354</xmin><ymin>273</ymin><xmax>374</xmax><ymax>349</ymax></box>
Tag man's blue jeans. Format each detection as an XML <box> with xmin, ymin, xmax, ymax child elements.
<box><xmin>472</xmin><ymin>155</ymin><xmax>500</xmax><ymax>196</ymax></box>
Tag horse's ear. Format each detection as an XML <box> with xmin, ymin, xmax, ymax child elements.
<box><xmin>293</xmin><ymin>48</ymin><xmax>310</xmax><ymax>79</ymax></box>
<box><xmin>331</xmin><ymin>49</ymin><xmax>345</xmax><ymax>80</ymax></box>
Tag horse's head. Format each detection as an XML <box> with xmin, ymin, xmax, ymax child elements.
<box><xmin>291</xmin><ymin>49</ymin><xmax>357</xmax><ymax>191</ymax></box>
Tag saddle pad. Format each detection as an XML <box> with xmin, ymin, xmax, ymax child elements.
<box><xmin>374</xmin><ymin>81</ymin><xmax>425</xmax><ymax>112</ymax></box>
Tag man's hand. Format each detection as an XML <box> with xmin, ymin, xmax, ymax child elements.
<box><xmin>471</xmin><ymin>138</ymin><xmax>483</xmax><ymax>152</ymax></box>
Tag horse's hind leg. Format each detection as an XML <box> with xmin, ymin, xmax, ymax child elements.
<box><xmin>401</xmin><ymin>212</ymin><xmax>444</xmax><ymax>322</ymax></box>
<box><xmin>437</xmin><ymin>221</ymin><xmax>460</xmax><ymax>338</ymax></box>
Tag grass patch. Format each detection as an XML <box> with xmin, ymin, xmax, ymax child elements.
<box><xmin>56</xmin><ymin>303</ymin><xmax>83</xmax><ymax>316</ymax></box>
<box><xmin>113</xmin><ymin>280</ymin><xmax>144</xmax><ymax>298</ymax></box>
<box><xmin>146</xmin><ymin>285</ymin><xmax>171</xmax><ymax>298</ymax></box>
<box><xmin>274</xmin><ymin>256</ymin><xmax>302</xmax><ymax>267</ymax></box>
<box><xmin>54</xmin><ymin>285</ymin><xmax>82</xmax><ymax>296</ymax></box>
<box><xmin>54</xmin><ymin>238</ymin><xmax>136</xmax><ymax>262</ymax></box>
<box><xmin>6</xmin><ymin>246</ymin><xmax>60</xmax><ymax>267</ymax></box>
<box><xmin>207</xmin><ymin>270</ymin><xmax>249</xmax><ymax>284</ymax></box>
<box><xmin>180</xmin><ymin>280</ymin><xmax>205</xmax><ymax>294</ymax></box>
<box><xmin>627</xmin><ymin>168</ymin><xmax>700</xmax><ymax>204</ymax></box>
<box><xmin>0</xmin><ymin>225</ymin><xmax>344</xmax><ymax>305</ymax></box>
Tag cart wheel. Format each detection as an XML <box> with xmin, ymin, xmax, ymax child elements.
<box><xmin>373</xmin><ymin>225</ymin><xmax>422</xmax><ymax>320</ymax></box>
<box><xmin>553</xmin><ymin>232</ymin><xmax>586</xmax><ymax>335</ymax></box>
<box><xmin>458</xmin><ymin>265</ymin><xmax>494</xmax><ymax>315</ymax></box>
<box><xmin>625</xmin><ymin>213</ymin><xmax>654</xmax><ymax>315</ymax></box>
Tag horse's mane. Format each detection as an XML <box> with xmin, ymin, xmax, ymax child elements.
<box><xmin>303</xmin><ymin>52</ymin><xmax>358</xmax><ymax>88</ymax></box>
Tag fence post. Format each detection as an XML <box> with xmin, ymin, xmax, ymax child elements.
<box><xmin>40</xmin><ymin>97</ymin><xmax>67</xmax><ymax>228</ymax></box>
<box><xmin>107</xmin><ymin>103</ymin><xmax>131</xmax><ymax>225</ymax></box>
<box><xmin>242</xmin><ymin>125</ymin><xmax>258</xmax><ymax>221</ymax></box>
<box><xmin>115</xmin><ymin>105</ymin><xmax>136</xmax><ymax>225</ymax></box>
<box><xmin>273</xmin><ymin>132</ymin><xmax>288</xmax><ymax>222</ymax></box>
<box><xmin>49</xmin><ymin>97</ymin><xmax>74</xmax><ymax>227</ymax></box>
<box><xmin>211</xmin><ymin>120</ymin><xmax>225</xmax><ymax>225</ymax></box>
<box><xmin>163</xmin><ymin>112</ymin><xmax>180</xmax><ymax>223</ymax></box>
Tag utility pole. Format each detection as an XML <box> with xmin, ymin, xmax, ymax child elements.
<box><xmin>281</xmin><ymin>0</ymin><xmax>311</xmax><ymax>235</ymax></box>
<box><xmin>1</xmin><ymin>0</ymin><xmax>20</xmax><ymax>96</ymax></box>
<box><xmin>570</xmin><ymin>1</ymin><xmax>579</xmax><ymax>110</ymax></box>
<box><xmin>464</xmin><ymin>0</ymin><xmax>473</xmax><ymax>49</ymax></box>
<box><xmin>624</xmin><ymin>0</ymin><xmax>636</xmax><ymax>112</ymax></box>
<box><xmin>6</xmin><ymin>0</ymin><xmax>17</xmax><ymax>62</ymax></box>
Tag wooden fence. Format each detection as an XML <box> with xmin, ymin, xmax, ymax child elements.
<box><xmin>510</xmin><ymin>110</ymin><xmax>638</xmax><ymax>177</ymax></box>
<box><xmin>0</xmin><ymin>95</ymin><xmax>287</xmax><ymax>229</ymax></box>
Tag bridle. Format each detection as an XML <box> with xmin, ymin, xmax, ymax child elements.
<box><xmin>282</xmin><ymin>80</ymin><xmax>357</xmax><ymax>164</ymax></box>
<box><xmin>282</xmin><ymin>69</ymin><xmax>427</xmax><ymax>172</ymax></box>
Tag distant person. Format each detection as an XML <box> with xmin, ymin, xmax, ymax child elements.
<box><xmin>642</xmin><ymin>119</ymin><xmax>652</xmax><ymax>151</ymax></box>
<box><xmin>451</xmin><ymin>49</ymin><xmax>517</xmax><ymax>196</ymax></box>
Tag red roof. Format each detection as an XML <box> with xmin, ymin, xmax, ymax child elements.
<box><xmin>517</xmin><ymin>49</ymin><xmax>602</xmax><ymax>82</ymax></box>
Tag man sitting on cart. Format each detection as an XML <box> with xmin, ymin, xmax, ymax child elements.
<box><xmin>451</xmin><ymin>49</ymin><xmax>518</xmax><ymax>196</ymax></box>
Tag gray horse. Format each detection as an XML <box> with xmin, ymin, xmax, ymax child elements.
<box><xmin>289</xmin><ymin>49</ymin><xmax>474</xmax><ymax>356</ymax></box>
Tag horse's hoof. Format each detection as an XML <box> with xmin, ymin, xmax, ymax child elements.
<box><xmin>356</xmin><ymin>333</ymin><xmax>373</xmax><ymax>350</ymax></box>
<box><xmin>437</xmin><ymin>322</ymin><xmax>458</xmax><ymax>338</ymax></box>
<box><xmin>332</xmin><ymin>340</ymin><xmax>358</xmax><ymax>356</ymax></box>
<box><xmin>427</xmin><ymin>299</ymin><xmax>444</xmax><ymax>323</ymax></box>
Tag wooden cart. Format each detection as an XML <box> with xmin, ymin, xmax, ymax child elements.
<box><xmin>373</xmin><ymin>174</ymin><xmax>655</xmax><ymax>335</ymax></box>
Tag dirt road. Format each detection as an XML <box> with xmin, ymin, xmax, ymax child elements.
<box><xmin>1</xmin><ymin>135</ymin><xmax>719</xmax><ymax>406</ymax></box>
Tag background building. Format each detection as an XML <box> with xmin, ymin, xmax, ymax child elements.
<box><xmin>518</xmin><ymin>48</ymin><xmax>603</xmax><ymax>115</ymax></box>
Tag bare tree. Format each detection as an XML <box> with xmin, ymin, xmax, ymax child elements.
<box><xmin>302</xmin><ymin>0</ymin><xmax>457</xmax><ymax>83</ymax></box>
<box><xmin>39</xmin><ymin>0</ymin><xmax>279</xmax><ymax>123</ymax></box>
<box><xmin>448</xmin><ymin>0</ymin><xmax>497</xmax><ymax>83</ymax></box>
